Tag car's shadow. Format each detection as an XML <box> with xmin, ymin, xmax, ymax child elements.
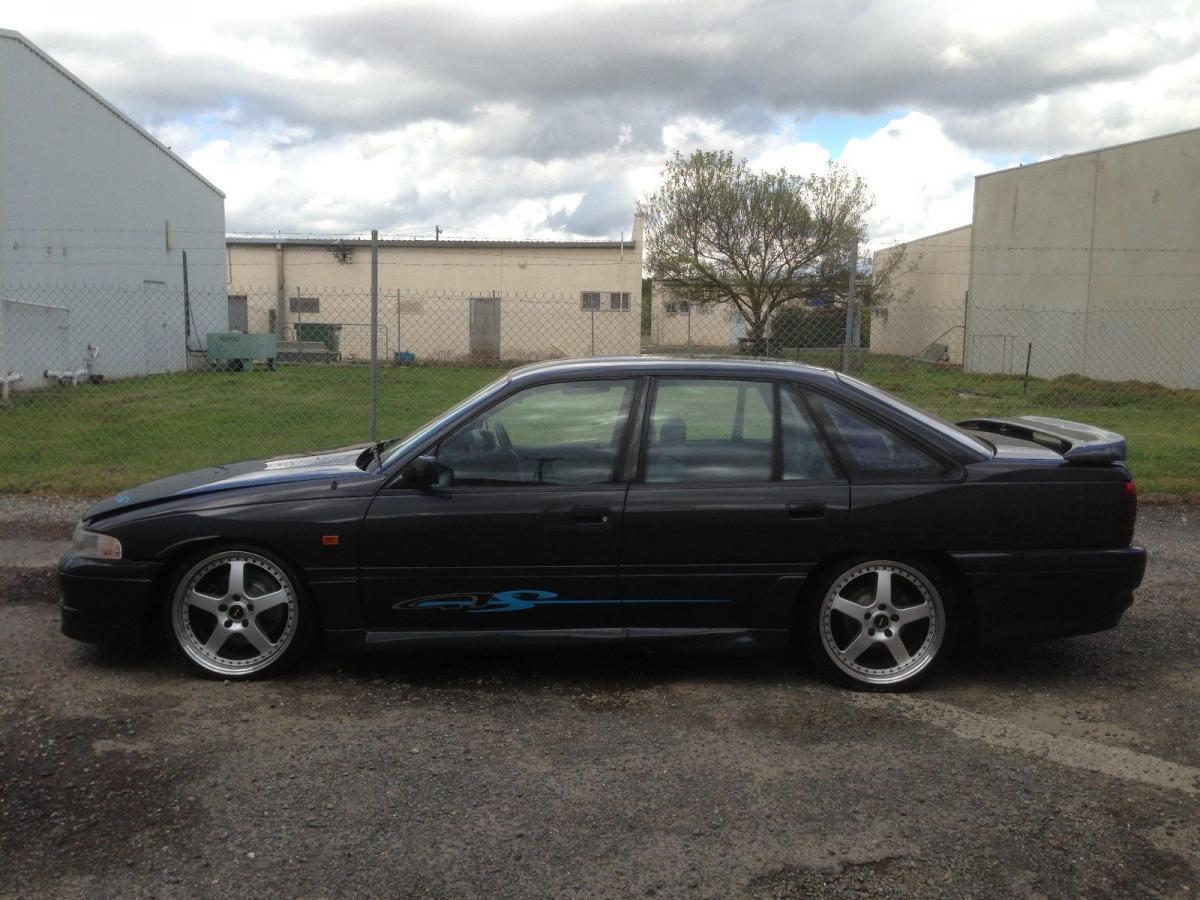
<box><xmin>72</xmin><ymin>627</ymin><xmax>1154</xmax><ymax>695</ymax></box>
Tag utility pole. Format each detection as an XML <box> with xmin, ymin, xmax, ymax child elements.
<box><xmin>369</xmin><ymin>229</ymin><xmax>379</xmax><ymax>445</ymax></box>
<box><xmin>435</xmin><ymin>225</ymin><xmax>442</xmax><ymax>242</ymax></box>
<box><xmin>841</xmin><ymin>238</ymin><xmax>859</xmax><ymax>373</ymax></box>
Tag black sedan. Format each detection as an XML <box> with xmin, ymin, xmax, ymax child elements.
<box><xmin>58</xmin><ymin>358</ymin><xmax>1145</xmax><ymax>689</ymax></box>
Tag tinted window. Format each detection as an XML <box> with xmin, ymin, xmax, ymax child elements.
<box><xmin>437</xmin><ymin>379</ymin><xmax>635</xmax><ymax>486</ymax></box>
<box><xmin>644</xmin><ymin>379</ymin><xmax>774</xmax><ymax>483</ymax></box>
<box><xmin>809</xmin><ymin>394</ymin><xmax>945</xmax><ymax>478</ymax></box>
<box><xmin>780</xmin><ymin>388</ymin><xmax>838</xmax><ymax>481</ymax></box>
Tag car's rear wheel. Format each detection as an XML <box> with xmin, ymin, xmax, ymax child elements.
<box><xmin>803</xmin><ymin>558</ymin><xmax>951</xmax><ymax>691</ymax></box>
<box><xmin>167</xmin><ymin>547</ymin><xmax>312</xmax><ymax>679</ymax></box>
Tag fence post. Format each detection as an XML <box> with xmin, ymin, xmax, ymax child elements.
<box><xmin>590</xmin><ymin>308</ymin><xmax>595</xmax><ymax>356</ymax></box>
<box><xmin>369</xmin><ymin>229</ymin><xmax>379</xmax><ymax>444</ymax></box>
<box><xmin>841</xmin><ymin>238</ymin><xmax>859</xmax><ymax>373</ymax></box>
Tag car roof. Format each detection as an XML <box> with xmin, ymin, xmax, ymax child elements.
<box><xmin>507</xmin><ymin>356</ymin><xmax>840</xmax><ymax>385</ymax></box>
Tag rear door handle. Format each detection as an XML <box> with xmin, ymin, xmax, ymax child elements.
<box><xmin>572</xmin><ymin>506</ymin><xmax>611</xmax><ymax>526</ymax></box>
<box><xmin>787</xmin><ymin>501</ymin><xmax>825</xmax><ymax>520</ymax></box>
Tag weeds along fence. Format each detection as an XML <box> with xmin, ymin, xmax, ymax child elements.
<box><xmin>1</xmin><ymin>276</ymin><xmax>1199</xmax><ymax>493</ymax></box>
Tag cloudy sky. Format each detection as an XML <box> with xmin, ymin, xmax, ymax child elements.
<box><xmin>8</xmin><ymin>0</ymin><xmax>1200</xmax><ymax>250</ymax></box>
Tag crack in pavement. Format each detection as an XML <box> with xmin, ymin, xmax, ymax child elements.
<box><xmin>849</xmin><ymin>693</ymin><xmax>1200</xmax><ymax>796</ymax></box>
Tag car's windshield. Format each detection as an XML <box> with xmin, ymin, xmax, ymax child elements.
<box><xmin>835</xmin><ymin>373</ymin><xmax>993</xmax><ymax>455</ymax></box>
<box><xmin>371</xmin><ymin>374</ymin><xmax>510</xmax><ymax>470</ymax></box>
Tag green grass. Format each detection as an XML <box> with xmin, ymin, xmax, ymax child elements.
<box><xmin>2</xmin><ymin>358</ymin><xmax>1197</xmax><ymax>495</ymax></box>
<box><xmin>0</xmin><ymin>367</ymin><xmax>501</xmax><ymax>495</ymax></box>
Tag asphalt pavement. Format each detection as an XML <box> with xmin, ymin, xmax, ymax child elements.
<box><xmin>1</xmin><ymin>497</ymin><xmax>1197</xmax><ymax>898</ymax></box>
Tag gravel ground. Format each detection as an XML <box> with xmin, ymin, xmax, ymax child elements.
<box><xmin>0</xmin><ymin>499</ymin><xmax>1197</xmax><ymax>898</ymax></box>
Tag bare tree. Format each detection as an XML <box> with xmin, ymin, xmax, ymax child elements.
<box><xmin>640</xmin><ymin>150</ymin><xmax>875</xmax><ymax>347</ymax></box>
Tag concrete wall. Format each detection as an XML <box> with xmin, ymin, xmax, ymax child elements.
<box><xmin>647</xmin><ymin>282</ymin><xmax>735</xmax><ymax>347</ymax></box>
<box><xmin>871</xmin><ymin>224</ymin><xmax>971</xmax><ymax>364</ymax></box>
<box><xmin>227</xmin><ymin>219</ymin><xmax>644</xmax><ymax>361</ymax></box>
<box><xmin>0</xmin><ymin>31</ymin><xmax>227</xmax><ymax>386</ymax></box>
<box><xmin>966</xmin><ymin>129</ymin><xmax>1200</xmax><ymax>387</ymax></box>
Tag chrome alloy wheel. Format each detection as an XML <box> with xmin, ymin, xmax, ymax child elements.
<box><xmin>818</xmin><ymin>561</ymin><xmax>945</xmax><ymax>687</ymax></box>
<box><xmin>171</xmin><ymin>551</ymin><xmax>299</xmax><ymax>677</ymax></box>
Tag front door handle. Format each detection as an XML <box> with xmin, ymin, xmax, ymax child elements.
<box><xmin>787</xmin><ymin>501</ymin><xmax>825</xmax><ymax>520</ymax></box>
<box><xmin>572</xmin><ymin>506</ymin><xmax>610</xmax><ymax>526</ymax></box>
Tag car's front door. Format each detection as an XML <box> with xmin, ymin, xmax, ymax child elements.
<box><xmin>620</xmin><ymin>378</ymin><xmax>850</xmax><ymax>631</ymax></box>
<box><xmin>359</xmin><ymin>377</ymin><xmax>639</xmax><ymax>632</ymax></box>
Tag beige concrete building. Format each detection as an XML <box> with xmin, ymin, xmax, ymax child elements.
<box><xmin>647</xmin><ymin>281</ymin><xmax>736</xmax><ymax>347</ymax></box>
<box><xmin>870</xmin><ymin>224</ymin><xmax>971</xmax><ymax>364</ymax></box>
<box><xmin>226</xmin><ymin>217</ymin><xmax>644</xmax><ymax>362</ymax></box>
<box><xmin>966</xmin><ymin>128</ymin><xmax>1200</xmax><ymax>387</ymax></box>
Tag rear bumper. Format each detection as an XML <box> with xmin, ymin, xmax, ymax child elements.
<box><xmin>57</xmin><ymin>553</ymin><xmax>163</xmax><ymax>647</ymax></box>
<box><xmin>951</xmin><ymin>546</ymin><xmax>1146</xmax><ymax>645</ymax></box>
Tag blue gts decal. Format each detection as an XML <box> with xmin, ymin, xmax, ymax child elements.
<box><xmin>394</xmin><ymin>590</ymin><xmax>730</xmax><ymax>613</ymax></box>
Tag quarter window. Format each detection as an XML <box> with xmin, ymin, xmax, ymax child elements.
<box><xmin>808</xmin><ymin>394</ymin><xmax>945</xmax><ymax>478</ymax></box>
<box><xmin>436</xmin><ymin>379</ymin><xmax>636</xmax><ymax>486</ymax></box>
<box><xmin>780</xmin><ymin>388</ymin><xmax>838</xmax><ymax>481</ymax></box>
<box><xmin>644</xmin><ymin>379</ymin><xmax>774</xmax><ymax>483</ymax></box>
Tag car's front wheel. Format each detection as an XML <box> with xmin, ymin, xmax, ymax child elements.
<box><xmin>167</xmin><ymin>547</ymin><xmax>313</xmax><ymax>679</ymax></box>
<box><xmin>803</xmin><ymin>558</ymin><xmax>951</xmax><ymax>691</ymax></box>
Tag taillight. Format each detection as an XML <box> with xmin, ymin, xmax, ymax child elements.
<box><xmin>1122</xmin><ymin>480</ymin><xmax>1137</xmax><ymax>538</ymax></box>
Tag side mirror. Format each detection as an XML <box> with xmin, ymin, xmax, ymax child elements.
<box><xmin>406</xmin><ymin>454</ymin><xmax>445</xmax><ymax>488</ymax></box>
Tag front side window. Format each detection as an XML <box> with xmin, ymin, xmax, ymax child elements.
<box><xmin>436</xmin><ymin>379</ymin><xmax>636</xmax><ymax>486</ymax></box>
<box><xmin>644</xmin><ymin>379</ymin><xmax>774</xmax><ymax>483</ymax></box>
<box><xmin>808</xmin><ymin>393</ymin><xmax>945</xmax><ymax>479</ymax></box>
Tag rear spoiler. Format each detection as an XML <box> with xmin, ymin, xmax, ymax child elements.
<box><xmin>956</xmin><ymin>416</ymin><xmax>1127</xmax><ymax>462</ymax></box>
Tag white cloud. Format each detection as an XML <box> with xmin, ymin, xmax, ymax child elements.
<box><xmin>841</xmin><ymin>113</ymin><xmax>999</xmax><ymax>248</ymax></box>
<box><xmin>6</xmin><ymin>0</ymin><xmax>1199</xmax><ymax>240</ymax></box>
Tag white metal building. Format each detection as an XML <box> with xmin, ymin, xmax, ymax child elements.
<box><xmin>0</xmin><ymin>29</ymin><xmax>227</xmax><ymax>388</ymax></box>
<box><xmin>870</xmin><ymin>224</ymin><xmax>971</xmax><ymax>364</ymax></box>
<box><xmin>873</xmin><ymin>127</ymin><xmax>1200</xmax><ymax>389</ymax></box>
<box><xmin>967</xmin><ymin>128</ymin><xmax>1200</xmax><ymax>388</ymax></box>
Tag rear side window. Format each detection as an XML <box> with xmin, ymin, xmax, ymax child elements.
<box><xmin>808</xmin><ymin>393</ymin><xmax>946</xmax><ymax>479</ymax></box>
<box><xmin>644</xmin><ymin>379</ymin><xmax>774</xmax><ymax>483</ymax></box>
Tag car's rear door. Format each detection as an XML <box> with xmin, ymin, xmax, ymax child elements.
<box><xmin>359</xmin><ymin>377</ymin><xmax>639</xmax><ymax>632</ymax></box>
<box><xmin>619</xmin><ymin>377</ymin><xmax>849</xmax><ymax>632</ymax></box>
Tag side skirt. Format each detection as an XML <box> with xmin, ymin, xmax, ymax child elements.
<box><xmin>324</xmin><ymin>627</ymin><xmax>788</xmax><ymax>653</ymax></box>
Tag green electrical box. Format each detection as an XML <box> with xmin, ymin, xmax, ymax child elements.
<box><xmin>206</xmin><ymin>333</ymin><xmax>278</xmax><ymax>372</ymax></box>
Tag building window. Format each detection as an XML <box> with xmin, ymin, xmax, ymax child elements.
<box><xmin>609</xmin><ymin>292</ymin><xmax>631</xmax><ymax>311</ymax></box>
<box><xmin>290</xmin><ymin>296</ymin><xmax>319</xmax><ymax>314</ymax></box>
<box><xmin>581</xmin><ymin>292</ymin><xmax>602</xmax><ymax>310</ymax></box>
<box><xmin>664</xmin><ymin>300</ymin><xmax>690</xmax><ymax>316</ymax></box>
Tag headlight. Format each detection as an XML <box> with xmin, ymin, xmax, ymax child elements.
<box><xmin>72</xmin><ymin>523</ymin><xmax>122</xmax><ymax>560</ymax></box>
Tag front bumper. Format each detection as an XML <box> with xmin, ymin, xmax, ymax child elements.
<box><xmin>57</xmin><ymin>552</ymin><xmax>164</xmax><ymax>647</ymax></box>
<box><xmin>951</xmin><ymin>546</ymin><xmax>1147</xmax><ymax>645</ymax></box>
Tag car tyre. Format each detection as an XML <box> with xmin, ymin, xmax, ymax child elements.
<box><xmin>164</xmin><ymin>546</ymin><xmax>314</xmax><ymax>680</ymax></box>
<box><xmin>801</xmin><ymin>557</ymin><xmax>954</xmax><ymax>692</ymax></box>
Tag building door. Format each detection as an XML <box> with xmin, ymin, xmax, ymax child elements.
<box><xmin>228</xmin><ymin>295</ymin><xmax>248</xmax><ymax>332</ymax></box>
<box><xmin>469</xmin><ymin>297</ymin><xmax>501</xmax><ymax>361</ymax></box>
<box><xmin>142</xmin><ymin>281</ymin><xmax>170</xmax><ymax>375</ymax></box>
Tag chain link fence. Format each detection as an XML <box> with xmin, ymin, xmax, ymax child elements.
<box><xmin>2</xmin><ymin>276</ymin><xmax>1198</xmax><ymax>494</ymax></box>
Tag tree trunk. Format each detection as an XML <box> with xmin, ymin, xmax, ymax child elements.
<box><xmin>739</xmin><ymin>310</ymin><xmax>769</xmax><ymax>356</ymax></box>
